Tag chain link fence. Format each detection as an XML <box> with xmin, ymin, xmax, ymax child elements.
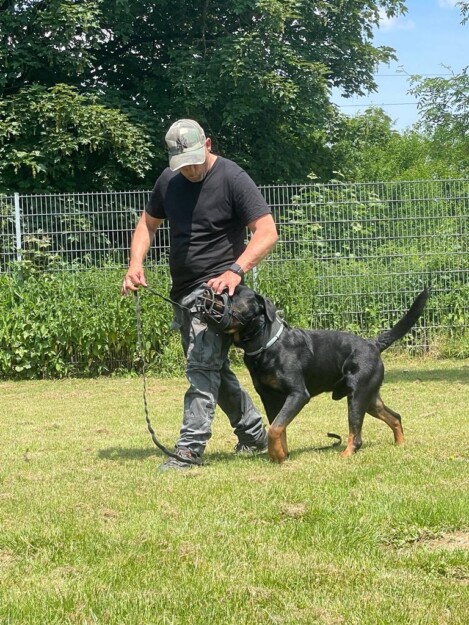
<box><xmin>1</xmin><ymin>179</ymin><xmax>468</xmax><ymax>360</ymax></box>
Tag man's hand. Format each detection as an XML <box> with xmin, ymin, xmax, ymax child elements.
<box><xmin>121</xmin><ymin>265</ymin><xmax>148</xmax><ymax>296</ymax></box>
<box><xmin>206</xmin><ymin>214</ymin><xmax>277</xmax><ymax>296</ymax></box>
<box><xmin>207</xmin><ymin>270</ymin><xmax>241</xmax><ymax>296</ymax></box>
<box><xmin>121</xmin><ymin>212</ymin><xmax>162</xmax><ymax>295</ymax></box>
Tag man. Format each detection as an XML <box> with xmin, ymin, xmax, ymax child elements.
<box><xmin>122</xmin><ymin>119</ymin><xmax>278</xmax><ymax>471</ymax></box>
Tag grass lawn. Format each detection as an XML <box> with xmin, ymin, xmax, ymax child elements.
<box><xmin>1</xmin><ymin>357</ymin><xmax>468</xmax><ymax>625</ymax></box>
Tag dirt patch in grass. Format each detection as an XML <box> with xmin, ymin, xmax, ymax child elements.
<box><xmin>280</xmin><ymin>502</ymin><xmax>308</xmax><ymax>518</ymax></box>
<box><xmin>384</xmin><ymin>527</ymin><xmax>469</xmax><ymax>551</ymax></box>
<box><xmin>422</xmin><ymin>530</ymin><xmax>469</xmax><ymax>551</ymax></box>
<box><xmin>0</xmin><ymin>549</ymin><xmax>16</xmax><ymax>567</ymax></box>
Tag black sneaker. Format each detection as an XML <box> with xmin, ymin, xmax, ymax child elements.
<box><xmin>234</xmin><ymin>433</ymin><xmax>268</xmax><ymax>455</ymax></box>
<box><xmin>158</xmin><ymin>448</ymin><xmax>202</xmax><ymax>472</ymax></box>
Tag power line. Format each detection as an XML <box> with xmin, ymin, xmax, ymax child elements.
<box><xmin>375</xmin><ymin>73</ymin><xmax>454</xmax><ymax>77</ymax></box>
<box><xmin>337</xmin><ymin>102</ymin><xmax>418</xmax><ymax>108</ymax></box>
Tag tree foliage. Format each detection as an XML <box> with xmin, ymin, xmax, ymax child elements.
<box><xmin>0</xmin><ymin>0</ymin><xmax>102</xmax><ymax>95</ymax></box>
<box><xmin>0</xmin><ymin>84</ymin><xmax>153</xmax><ymax>191</ymax></box>
<box><xmin>328</xmin><ymin>108</ymin><xmax>453</xmax><ymax>181</ymax></box>
<box><xmin>0</xmin><ymin>0</ymin><xmax>153</xmax><ymax>191</ymax></box>
<box><xmin>409</xmin><ymin>69</ymin><xmax>469</xmax><ymax>174</ymax></box>
<box><xmin>331</xmin><ymin>43</ymin><xmax>469</xmax><ymax>185</ymax></box>
<box><xmin>91</xmin><ymin>0</ymin><xmax>407</xmax><ymax>183</ymax></box>
<box><xmin>1</xmin><ymin>0</ymin><xmax>408</xmax><ymax>190</ymax></box>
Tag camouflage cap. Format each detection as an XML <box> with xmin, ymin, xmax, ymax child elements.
<box><xmin>165</xmin><ymin>119</ymin><xmax>206</xmax><ymax>171</ymax></box>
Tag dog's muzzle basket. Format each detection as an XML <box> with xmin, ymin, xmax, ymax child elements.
<box><xmin>194</xmin><ymin>286</ymin><xmax>234</xmax><ymax>331</ymax></box>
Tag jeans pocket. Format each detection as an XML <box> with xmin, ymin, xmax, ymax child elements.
<box><xmin>187</xmin><ymin>316</ymin><xmax>209</xmax><ymax>367</ymax></box>
<box><xmin>171</xmin><ymin>304</ymin><xmax>183</xmax><ymax>331</ymax></box>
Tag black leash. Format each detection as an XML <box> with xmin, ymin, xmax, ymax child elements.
<box><xmin>316</xmin><ymin>432</ymin><xmax>342</xmax><ymax>450</ymax></box>
<box><xmin>143</xmin><ymin>286</ymin><xmax>190</xmax><ymax>312</ymax></box>
<box><xmin>134</xmin><ymin>290</ymin><xmax>200</xmax><ymax>465</ymax></box>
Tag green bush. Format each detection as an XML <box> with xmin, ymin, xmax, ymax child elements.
<box><xmin>1</xmin><ymin>256</ymin><xmax>465</xmax><ymax>380</ymax></box>
<box><xmin>0</xmin><ymin>266</ymin><xmax>183</xmax><ymax>379</ymax></box>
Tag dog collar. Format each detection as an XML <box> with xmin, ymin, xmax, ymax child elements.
<box><xmin>243</xmin><ymin>315</ymin><xmax>285</xmax><ymax>356</ymax></box>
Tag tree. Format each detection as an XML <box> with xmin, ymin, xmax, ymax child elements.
<box><xmin>0</xmin><ymin>1</ymin><xmax>153</xmax><ymax>192</ymax></box>
<box><xmin>329</xmin><ymin>108</ymin><xmax>440</xmax><ymax>181</ymax></box>
<box><xmin>408</xmin><ymin>69</ymin><xmax>469</xmax><ymax>175</ymax></box>
<box><xmin>328</xmin><ymin>105</ymin><xmax>468</xmax><ymax>182</ymax></box>
<box><xmin>1</xmin><ymin>0</ymin><xmax>409</xmax><ymax>189</ymax></box>
<box><xmin>330</xmin><ymin>108</ymin><xmax>399</xmax><ymax>180</ymax></box>
<box><xmin>0</xmin><ymin>84</ymin><xmax>153</xmax><ymax>191</ymax></box>
<box><xmin>406</xmin><ymin>0</ymin><xmax>468</xmax><ymax>177</ymax></box>
<box><xmin>0</xmin><ymin>0</ymin><xmax>102</xmax><ymax>96</ymax></box>
<box><xmin>92</xmin><ymin>0</ymin><xmax>408</xmax><ymax>183</ymax></box>
<box><xmin>458</xmin><ymin>0</ymin><xmax>469</xmax><ymax>24</ymax></box>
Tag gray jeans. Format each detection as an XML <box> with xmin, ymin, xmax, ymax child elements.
<box><xmin>172</xmin><ymin>287</ymin><xmax>266</xmax><ymax>456</ymax></box>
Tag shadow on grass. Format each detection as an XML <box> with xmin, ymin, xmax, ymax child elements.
<box><xmin>208</xmin><ymin>437</ymin><xmax>343</xmax><ymax>465</ymax></box>
<box><xmin>98</xmin><ymin>447</ymin><xmax>159</xmax><ymax>461</ymax></box>
<box><xmin>98</xmin><ymin>440</ymin><xmax>352</xmax><ymax>467</ymax></box>
<box><xmin>98</xmin><ymin>431</ymin><xmax>344</xmax><ymax>465</ymax></box>
<box><xmin>384</xmin><ymin>367</ymin><xmax>469</xmax><ymax>385</ymax></box>
<box><xmin>98</xmin><ymin>446</ymin><xmax>254</xmax><ymax>465</ymax></box>
<box><xmin>97</xmin><ymin>446</ymin><xmax>254</xmax><ymax>465</ymax></box>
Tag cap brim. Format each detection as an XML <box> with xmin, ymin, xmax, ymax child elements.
<box><xmin>169</xmin><ymin>146</ymin><xmax>206</xmax><ymax>171</ymax></box>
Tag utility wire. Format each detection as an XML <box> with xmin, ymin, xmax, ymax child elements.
<box><xmin>337</xmin><ymin>102</ymin><xmax>418</xmax><ymax>108</ymax></box>
<box><xmin>375</xmin><ymin>73</ymin><xmax>454</xmax><ymax>77</ymax></box>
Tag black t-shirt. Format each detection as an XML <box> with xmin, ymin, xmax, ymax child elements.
<box><xmin>146</xmin><ymin>156</ymin><xmax>271</xmax><ymax>300</ymax></box>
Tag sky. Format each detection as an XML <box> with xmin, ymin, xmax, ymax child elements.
<box><xmin>332</xmin><ymin>0</ymin><xmax>468</xmax><ymax>130</ymax></box>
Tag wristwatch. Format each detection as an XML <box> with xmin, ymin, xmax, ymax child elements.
<box><xmin>228</xmin><ymin>263</ymin><xmax>245</xmax><ymax>280</ymax></box>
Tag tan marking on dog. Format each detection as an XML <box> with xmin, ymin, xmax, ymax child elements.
<box><xmin>260</xmin><ymin>374</ymin><xmax>283</xmax><ymax>391</ymax></box>
<box><xmin>368</xmin><ymin>397</ymin><xmax>405</xmax><ymax>445</ymax></box>
<box><xmin>340</xmin><ymin>433</ymin><xmax>356</xmax><ymax>458</ymax></box>
<box><xmin>268</xmin><ymin>425</ymin><xmax>289</xmax><ymax>463</ymax></box>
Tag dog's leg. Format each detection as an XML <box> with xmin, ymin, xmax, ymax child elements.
<box><xmin>367</xmin><ymin>395</ymin><xmax>404</xmax><ymax>446</ymax></box>
<box><xmin>341</xmin><ymin>394</ymin><xmax>367</xmax><ymax>458</ymax></box>
<box><xmin>257</xmin><ymin>391</ymin><xmax>289</xmax><ymax>462</ymax></box>
<box><xmin>268</xmin><ymin>426</ymin><xmax>289</xmax><ymax>464</ymax></box>
<box><xmin>258</xmin><ymin>391</ymin><xmax>286</xmax><ymax>426</ymax></box>
<box><xmin>267</xmin><ymin>391</ymin><xmax>310</xmax><ymax>463</ymax></box>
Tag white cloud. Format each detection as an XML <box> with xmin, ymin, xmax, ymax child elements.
<box><xmin>378</xmin><ymin>10</ymin><xmax>415</xmax><ymax>32</ymax></box>
<box><xmin>438</xmin><ymin>0</ymin><xmax>458</xmax><ymax>8</ymax></box>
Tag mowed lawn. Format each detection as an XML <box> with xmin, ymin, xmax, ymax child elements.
<box><xmin>1</xmin><ymin>357</ymin><xmax>468</xmax><ymax>625</ymax></box>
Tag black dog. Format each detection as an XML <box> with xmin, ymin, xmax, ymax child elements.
<box><xmin>223</xmin><ymin>285</ymin><xmax>429</xmax><ymax>463</ymax></box>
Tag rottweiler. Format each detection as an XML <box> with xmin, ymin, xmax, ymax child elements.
<box><xmin>222</xmin><ymin>285</ymin><xmax>429</xmax><ymax>463</ymax></box>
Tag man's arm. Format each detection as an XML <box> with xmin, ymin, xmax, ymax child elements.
<box><xmin>207</xmin><ymin>213</ymin><xmax>278</xmax><ymax>295</ymax></box>
<box><xmin>121</xmin><ymin>211</ymin><xmax>163</xmax><ymax>295</ymax></box>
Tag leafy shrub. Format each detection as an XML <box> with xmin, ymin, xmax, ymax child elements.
<box><xmin>0</xmin><ymin>259</ymin><xmax>466</xmax><ymax>380</ymax></box>
<box><xmin>1</xmin><ymin>177</ymin><xmax>468</xmax><ymax>379</ymax></box>
<box><xmin>0</xmin><ymin>266</ymin><xmax>182</xmax><ymax>379</ymax></box>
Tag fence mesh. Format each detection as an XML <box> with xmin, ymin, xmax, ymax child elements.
<box><xmin>1</xmin><ymin>179</ymin><xmax>468</xmax><ymax>357</ymax></box>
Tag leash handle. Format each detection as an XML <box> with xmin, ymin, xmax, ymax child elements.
<box><xmin>134</xmin><ymin>291</ymin><xmax>200</xmax><ymax>465</ymax></box>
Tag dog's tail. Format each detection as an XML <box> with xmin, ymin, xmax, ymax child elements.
<box><xmin>374</xmin><ymin>287</ymin><xmax>430</xmax><ymax>353</ymax></box>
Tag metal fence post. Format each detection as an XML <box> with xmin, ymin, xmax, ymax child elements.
<box><xmin>251</xmin><ymin>264</ymin><xmax>258</xmax><ymax>291</ymax></box>
<box><xmin>14</xmin><ymin>192</ymin><xmax>22</xmax><ymax>262</ymax></box>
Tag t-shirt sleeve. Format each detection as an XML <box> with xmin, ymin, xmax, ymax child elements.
<box><xmin>146</xmin><ymin>172</ymin><xmax>168</xmax><ymax>219</ymax></box>
<box><xmin>231</xmin><ymin>170</ymin><xmax>271</xmax><ymax>226</ymax></box>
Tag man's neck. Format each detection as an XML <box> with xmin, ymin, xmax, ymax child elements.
<box><xmin>206</xmin><ymin>153</ymin><xmax>218</xmax><ymax>172</ymax></box>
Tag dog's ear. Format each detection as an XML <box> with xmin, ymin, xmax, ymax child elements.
<box><xmin>257</xmin><ymin>294</ymin><xmax>277</xmax><ymax>322</ymax></box>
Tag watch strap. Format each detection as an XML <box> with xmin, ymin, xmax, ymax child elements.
<box><xmin>228</xmin><ymin>263</ymin><xmax>245</xmax><ymax>279</ymax></box>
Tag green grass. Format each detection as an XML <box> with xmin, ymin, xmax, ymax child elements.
<box><xmin>1</xmin><ymin>357</ymin><xmax>468</xmax><ymax>625</ymax></box>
